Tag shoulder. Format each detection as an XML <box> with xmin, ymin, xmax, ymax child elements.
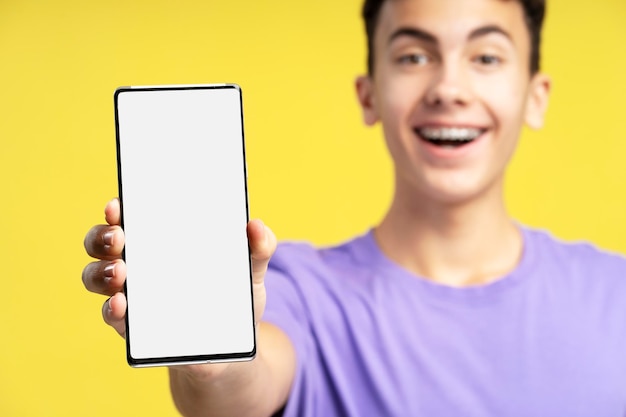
<box><xmin>263</xmin><ymin>231</ymin><xmax>376</xmax><ymax>351</ymax></box>
<box><xmin>265</xmin><ymin>231</ymin><xmax>378</xmax><ymax>299</ymax></box>
<box><xmin>524</xmin><ymin>226</ymin><xmax>626</xmax><ymax>288</ymax></box>
<box><xmin>526</xmin><ymin>227</ymin><xmax>626</xmax><ymax>267</ymax></box>
<box><xmin>269</xmin><ymin>231</ymin><xmax>372</xmax><ymax>275</ymax></box>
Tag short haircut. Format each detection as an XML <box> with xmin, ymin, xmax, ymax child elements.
<box><xmin>362</xmin><ymin>0</ymin><xmax>546</xmax><ymax>75</ymax></box>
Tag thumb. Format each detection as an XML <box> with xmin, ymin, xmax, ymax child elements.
<box><xmin>247</xmin><ymin>219</ymin><xmax>277</xmax><ymax>285</ymax></box>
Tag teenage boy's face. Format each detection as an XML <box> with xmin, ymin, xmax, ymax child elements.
<box><xmin>357</xmin><ymin>0</ymin><xmax>550</xmax><ymax>205</ymax></box>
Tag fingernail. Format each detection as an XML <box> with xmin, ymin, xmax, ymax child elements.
<box><xmin>103</xmin><ymin>263</ymin><xmax>115</xmax><ymax>283</ymax></box>
<box><xmin>106</xmin><ymin>296</ymin><xmax>113</xmax><ymax>314</ymax></box>
<box><xmin>103</xmin><ymin>231</ymin><xmax>114</xmax><ymax>246</ymax></box>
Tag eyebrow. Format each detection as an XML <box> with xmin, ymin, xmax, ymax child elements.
<box><xmin>388</xmin><ymin>27</ymin><xmax>438</xmax><ymax>46</ymax></box>
<box><xmin>468</xmin><ymin>25</ymin><xmax>513</xmax><ymax>43</ymax></box>
<box><xmin>388</xmin><ymin>24</ymin><xmax>513</xmax><ymax>46</ymax></box>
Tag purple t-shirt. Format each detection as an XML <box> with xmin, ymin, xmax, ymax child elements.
<box><xmin>263</xmin><ymin>227</ymin><xmax>626</xmax><ymax>416</ymax></box>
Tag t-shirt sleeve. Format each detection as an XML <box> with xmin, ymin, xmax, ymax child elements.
<box><xmin>262</xmin><ymin>243</ymin><xmax>317</xmax><ymax>417</ymax></box>
<box><xmin>263</xmin><ymin>247</ymin><xmax>313</xmax><ymax>362</ymax></box>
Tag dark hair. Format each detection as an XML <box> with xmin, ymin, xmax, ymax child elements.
<box><xmin>362</xmin><ymin>0</ymin><xmax>546</xmax><ymax>75</ymax></box>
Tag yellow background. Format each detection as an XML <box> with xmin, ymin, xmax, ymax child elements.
<box><xmin>1</xmin><ymin>0</ymin><xmax>625</xmax><ymax>415</ymax></box>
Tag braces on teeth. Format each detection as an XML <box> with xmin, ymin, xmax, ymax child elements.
<box><xmin>419</xmin><ymin>127</ymin><xmax>482</xmax><ymax>141</ymax></box>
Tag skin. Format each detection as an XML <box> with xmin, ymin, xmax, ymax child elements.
<box><xmin>83</xmin><ymin>198</ymin><xmax>295</xmax><ymax>417</ymax></box>
<box><xmin>356</xmin><ymin>0</ymin><xmax>550</xmax><ymax>286</ymax></box>
<box><xmin>83</xmin><ymin>0</ymin><xmax>550</xmax><ymax>415</ymax></box>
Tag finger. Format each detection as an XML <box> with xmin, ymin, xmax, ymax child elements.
<box><xmin>247</xmin><ymin>219</ymin><xmax>277</xmax><ymax>285</ymax></box>
<box><xmin>82</xmin><ymin>259</ymin><xmax>126</xmax><ymax>296</ymax></box>
<box><xmin>102</xmin><ymin>292</ymin><xmax>127</xmax><ymax>338</ymax></box>
<box><xmin>84</xmin><ymin>224</ymin><xmax>124</xmax><ymax>260</ymax></box>
<box><xmin>104</xmin><ymin>198</ymin><xmax>121</xmax><ymax>226</ymax></box>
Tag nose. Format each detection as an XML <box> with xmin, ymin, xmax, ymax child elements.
<box><xmin>423</xmin><ymin>60</ymin><xmax>472</xmax><ymax>108</ymax></box>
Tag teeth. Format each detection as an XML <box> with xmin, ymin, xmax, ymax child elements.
<box><xmin>418</xmin><ymin>127</ymin><xmax>483</xmax><ymax>141</ymax></box>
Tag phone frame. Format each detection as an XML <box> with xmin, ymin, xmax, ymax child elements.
<box><xmin>114</xmin><ymin>84</ymin><xmax>256</xmax><ymax>367</ymax></box>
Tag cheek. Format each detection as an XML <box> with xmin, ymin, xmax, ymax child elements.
<box><xmin>476</xmin><ymin>75</ymin><xmax>528</xmax><ymax>134</ymax></box>
<box><xmin>376</xmin><ymin>79</ymin><xmax>418</xmax><ymax>165</ymax></box>
<box><xmin>377</xmin><ymin>73</ymin><xmax>423</xmax><ymax>127</ymax></box>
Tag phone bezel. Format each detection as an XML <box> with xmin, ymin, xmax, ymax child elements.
<box><xmin>114</xmin><ymin>84</ymin><xmax>256</xmax><ymax>367</ymax></box>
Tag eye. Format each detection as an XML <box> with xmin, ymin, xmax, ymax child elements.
<box><xmin>473</xmin><ymin>54</ymin><xmax>502</xmax><ymax>66</ymax></box>
<box><xmin>397</xmin><ymin>53</ymin><xmax>430</xmax><ymax>66</ymax></box>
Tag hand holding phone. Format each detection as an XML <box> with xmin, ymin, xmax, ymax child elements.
<box><xmin>83</xmin><ymin>200</ymin><xmax>278</xmax><ymax>379</ymax></box>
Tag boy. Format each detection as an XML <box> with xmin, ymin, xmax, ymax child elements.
<box><xmin>83</xmin><ymin>0</ymin><xmax>626</xmax><ymax>415</ymax></box>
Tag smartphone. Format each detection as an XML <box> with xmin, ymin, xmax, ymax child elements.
<box><xmin>114</xmin><ymin>84</ymin><xmax>255</xmax><ymax>367</ymax></box>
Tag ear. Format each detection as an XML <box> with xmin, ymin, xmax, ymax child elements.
<box><xmin>355</xmin><ymin>75</ymin><xmax>379</xmax><ymax>126</ymax></box>
<box><xmin>524</xmin><ymin>73</ymin><xmax>551</xmax><ymax>129</ymax></box>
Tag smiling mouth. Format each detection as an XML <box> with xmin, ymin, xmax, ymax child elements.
<box><xmin>415</xmin><ymin>127</ymin><xmax>486</xmax><ymax>148</ymax></box>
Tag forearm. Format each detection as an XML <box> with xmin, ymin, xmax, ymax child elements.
<box><xmin>169</xmin><ymin>323</ymin><xmax>295</xmax><ymax>417</ymax></box>
<box><xmin>169</xmin><ymin>360</ymin><xmax>269</xmax><ymax>417</ymax></box>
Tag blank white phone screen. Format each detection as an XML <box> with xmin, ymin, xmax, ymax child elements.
<box><xmin>115</xmin><ymin>85</ymin><xmax>254</xmax><ymax>365</ymax></box>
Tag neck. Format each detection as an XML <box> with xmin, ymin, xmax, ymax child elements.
<box><xmin>375</xmin><ymin>180</ymin><xmax>522</xmax><ymax>287</ymax></box>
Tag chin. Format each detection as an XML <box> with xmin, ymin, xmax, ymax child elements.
<box><xmin>398</xmin><ymin>170</ymin><xmax>500</xmax><ymax>207</ymax></box>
